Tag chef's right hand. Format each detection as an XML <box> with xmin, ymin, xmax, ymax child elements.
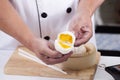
<box><xmin>27</xmin><ymin>38</ymin><xmax>72</xmax><ymax>65</ymax></box>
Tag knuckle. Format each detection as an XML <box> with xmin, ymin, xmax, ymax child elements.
<box><xmin>49</xmin><ymin>53</ymin><xmax>57</xmax><ymax>58</ymax></box>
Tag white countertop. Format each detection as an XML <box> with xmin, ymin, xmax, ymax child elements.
<box><xmin>0</xmin><ymin>50</ymin><xmax>119</xmax><ymax>80</ymax></box>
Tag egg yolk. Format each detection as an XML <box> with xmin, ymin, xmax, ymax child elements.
<box><xmin>58</xmin><ymin>34</ymin><xmax>73</xmax><ymax>49</ymax></box>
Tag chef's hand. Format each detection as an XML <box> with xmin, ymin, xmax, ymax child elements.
<box><xmin>28</xmin><ymin>38</ymin><xmax>72</xmax><ymax>65</ymax></box>
<box><xmin>69</xmin><ymin>11</ymin><xmax>92</xmax><ymax>47</ymax></box>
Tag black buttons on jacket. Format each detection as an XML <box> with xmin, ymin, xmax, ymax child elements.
<box><xmin>41</xmin><ymin>12</ymin><xmax>47</xmax><ymax>18</ymax></box>
<box><xmin>66</xmin><ymin>7</ymin><xmax>72</xmax><ymax>13</ymax></box>
<box><xmin>41</xmin><ymin>7</ymin><xmax>72</xmax><ymax>18</ymax></box>
<box><xmin>44</xmin><ymin>36</ymin><xmax>50</xmax><ymax>40</ymax></box>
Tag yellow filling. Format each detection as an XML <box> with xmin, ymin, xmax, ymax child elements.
<box><xmin>58</xmin><ymin>34</ymin><xmax>73</xmax><ymax>49</ymax></box>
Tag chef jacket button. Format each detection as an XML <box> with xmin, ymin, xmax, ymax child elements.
<box><xmin>66</xmin><ymin>7</ymin><xmax>72</xmax><ymax>13</ymax></box>
<box><xmin>41</xmin><ymin>12</ymin><xmax>47</xmax><ymax>18</ymax></box>
<box><xmin>44</xmin><ymin>36</ymin><xmax>50</xmax><ymax>40</ymax></box>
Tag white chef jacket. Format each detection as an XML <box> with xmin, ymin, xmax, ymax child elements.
<box><xmin>0</xmin><ymin>0</ymin><xmax>96</xmax><ymax>50</ymax></box>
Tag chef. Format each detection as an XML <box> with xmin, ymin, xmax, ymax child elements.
<box><xmin>0</xmin><ymin>0</ymin><xmax>104</xmax><ymax>64</ymax></box>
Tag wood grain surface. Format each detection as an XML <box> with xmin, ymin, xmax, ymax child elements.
<box><xmin>4</xmin><ymin>47</ymin><xmax>100</xmax><ymax>80</ymax></box>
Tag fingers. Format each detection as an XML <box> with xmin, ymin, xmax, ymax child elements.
<box><xmin>35</xmin><ymin>40</ymin><xmax>72</xmax><ymax>64</ymax></box>
<box><xmin>74</xmin><ymin>32</ymin><xmax>92</xmax><ymax>46</ymax></box>
<box><xmin>40</xmin><ymin>41</ymin><xmax>63</xmax><ymax>58</ymax></box>
<box><xmin>74</xmin><ymin>26</ymin><xmax>92</xmax><ymax>47</ymax></box>
<box><xmin>42</xmin><ymin>47</ymin><xmax>63</xmax><ymax>58</ymax></box>
<box><xmin>42</xmin><ymin>52</ymin><xmax>72</xmax><ymax>65</ymax></box>
<box><xmin>32</xmin><ymin>38</ymin><xmax>72</xmax><ymax>65</ymax></box>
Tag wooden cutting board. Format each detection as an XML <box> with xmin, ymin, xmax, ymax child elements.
<box><xmin>4</xmin><ymin>46</ymin><xmax>100</xmax><ymax>80</ymax></box>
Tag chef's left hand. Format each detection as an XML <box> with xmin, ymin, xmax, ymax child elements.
<box><xmin>69</xmin><ymin>11</ymin><xmax>93</xmax><ymax>47</ymax></box>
